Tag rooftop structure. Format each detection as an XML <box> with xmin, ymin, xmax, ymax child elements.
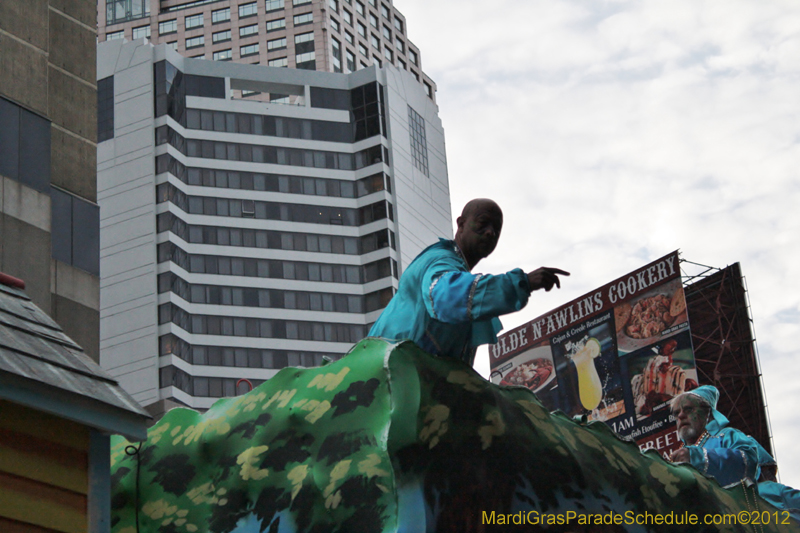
<box><xmin>98</xmin><ymin>0</ymin><xmax>437</xmax><ymax>101</ymax></box>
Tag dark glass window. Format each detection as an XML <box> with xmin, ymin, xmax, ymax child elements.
<box><xmin>18</xmin><ymin>107</ymin><xmax>51</xmax><ymax>193</ymax></box>
<box><xmin>50</xmin><ymin>188</ymin><xmax>72</xmax><ymax>264</ymax></box>
<box><xmin>407</xmin><ymin>105</ymin><xmax>429</xmax><ymax>176</ymax></box>
<box><xmin>50</xmin><ymin>187</ymin><xmax>99</xmax><ymax>275</ymax></box>
<box><xmin>310</xmin><ymin>87</ymin><xmax>350</xmax><ymax>110</ymax></box>
<box><xmin>0</xmin><ymin>98</ymin><xmax>20</xmax><ymax>181</ymax></box>
<box><xmin>97</xmin><ymin>76</ymin><xmax>115</xmax><ymax>142</ymax></box>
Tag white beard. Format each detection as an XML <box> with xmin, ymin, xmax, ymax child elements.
<box><xmin>678</xmin><ymin>424</ymin><xmax>700</xmax><ymax>443</ymax></box>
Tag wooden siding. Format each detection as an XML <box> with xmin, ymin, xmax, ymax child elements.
<box><xmin>0</xmin><ymin>400</ymin><xmax>89</xmax><ymax>533</ymax></box>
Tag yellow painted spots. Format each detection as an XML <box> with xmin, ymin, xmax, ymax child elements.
<box><xmin>324</xmin><ymin>460</ymin><xmax>352</xmax><ymax>509</ymax></box>
<box><xmin>186</xmin><ymin>483</ymin><xmax>227</xmax><ymax>506</ymax></box>
<box><xmin>142</xmin><ymin>499</ymin><xmax>177</xmax><ymax>520</ymax></box>
<box><xmin>308</xmin><ymin>367</ymin><xmax>351</xmax><ymax>392</ymax></box>
<box><xmin>288</xmin><ymin>464</ymin><xmax>309</xmax><ymax>501</ymax></box>
<box><xmin>174</xmin><ymin>417</ymin><xmax>231</xmax><ymax>446</ymax></box>
<box><xmin>263</xmin><ymin>389</ymin><xmax>297</xmax><ymax>410</ymax></box>
<box><xmin>148</xmin><ymin>423</ymin><xmax>171</xmax><ymax>445</ymax></box>
<box><xmin>649</xmin><ymin>463</ymin><xmax>681</xmax><ymax>498</ymax></box>
<box><xmin>357</xmin><ymin>453</ymin><xmax>389</xmax><ymax>478</ymax></box>
<box><xmin>419</xmin><ymin>404</ymin><xmax>450</xmax><ymax>449</ymax></box>
<box><xmin>237</xmin><ymin>446</ymin><xmax>270</xmax><ymax>481</ymax></box>
<box><xmin>478</xmin><ymin>411</ymin><xmax>505</xmax><ymax>450</ymax></box>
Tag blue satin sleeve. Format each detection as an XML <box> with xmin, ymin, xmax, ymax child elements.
<box><xmin>422</xmin><ymin>260</ymin><xmax>531</xmax><ymax>324</ymax></box>
<box><xmin>686</xmin><ymin>430</ymin><xmax>759</xmax><ymax>487</ymax></box>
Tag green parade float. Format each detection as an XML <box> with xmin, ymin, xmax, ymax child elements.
<box><xmin>110</xmin><ymin>338</ymin><xmax>797</xmax><ymax>532</ymax></box>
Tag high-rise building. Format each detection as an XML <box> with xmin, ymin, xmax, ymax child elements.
<box><xmin>98</xmin><ymin>40</ymin><xmax>450</xmax><ymax>415</ymax></box>
<box><xmin>98</xmin><ymin>0</ymin><xmax>437</xmax><ymax>100</ymax></box>
<box><xmin>0</xmin><ymin>0</ymin><xmax>101</xmax><ymax>361</ymax></box>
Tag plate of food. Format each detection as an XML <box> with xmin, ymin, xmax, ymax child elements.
<box><xmin>500</xmin><ymin>354</ymin><xmax>556</xmax><ymax>392</ymax></box>
<box><xmin>616</xmin><ymin>283</ymin><xmax>687</xmax><ymax>352</ymax></box>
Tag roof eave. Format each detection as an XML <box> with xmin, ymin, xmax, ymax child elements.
<box><xmin>0</xmin><ymin>371</ymin><xmax>150</xmax><ymax>441</ymax></box>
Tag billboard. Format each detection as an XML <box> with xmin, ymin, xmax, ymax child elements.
<box><xmin>490</xmin><ymin>251</ymin><xmax>697</xmax><ymax>459</ymax></box>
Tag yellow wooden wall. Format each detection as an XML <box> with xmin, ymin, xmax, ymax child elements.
<box><xmin>0</xmin><ymin>400</ymin><xmax>89</xmax><ymax>533</ymax></box>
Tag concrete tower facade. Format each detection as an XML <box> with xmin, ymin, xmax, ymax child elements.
<box><xmin>0</xmin><ymin>0</ymin><xmax>101</xmax><ymax>361</ymax></box>
<box><xmin>98</xmin><ymin>40</ymin><xmax>450</xmax><ymax>414</ymax></box>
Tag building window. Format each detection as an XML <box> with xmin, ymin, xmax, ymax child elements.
<box><xmin>344</xmin><ymin>30</ymin><xmax>354</xmax><ymax>44</ymax></box>
<box><xmin>345</xmin><ymin>50</ymin><xmax>355</xmax><ymax>72</ymax></box>
<box><xmin>239</xmin><ymin>2</ymin><xmax>258</xmax><ymax>17</ymax></box>
<box><xmin>185</xmin><ymin>13</ymin><xmax>204</xmax><ymax>29</ymax></box>
<box><xmin>134</xmin><ymin>25</ymin><xmax>151</xmax><ymax>40</ymax></box>
<box><xmin>369</xmin><ymin>13</ymin><xmax>378</xmax><ymax>27</ymax></box>
<box><xmin>370</xmin><ymin>34</ymin><xmax>379</xmax><ymax>50</ymax></box>
<box><xmin>186</xmin><ymin>35</ymin><xmax>204</xmax><ymax>48</ymax></box>
<box><xmin>212</xmin><ymin>7</ymin><xmax>230</xmax><ymax>23</ymax></box>
<box><xmin>355</xmin><ymin>1</ymin><xmax>364</xmax><ymax>15</ymax></box>
<box><xmin>394</xmin><ymin>16</ymin><xmax>403</xmax><ymax>33</ymax></box>
<box><xmin>267</xmin><ymin>18</ymin><xmax>285</xmax><ymax>31</ymax></box>
<box><xmin>373</xmin><ymin>56</ymin><xmax>382</xmax><ymax>67</ymax></box>
<box><xmin>293</xmin><ymin>0</ymin><xmax>312</xmax><ymax>4</ymax></box>
<box><xmin>106</xmin><ymin>0</ymin><xmax>149</xmax><ymax>25</ymax></box>
<box><xmin>357</xmin><ymin>21</ymin><xmax>366</xmax><ymax>37</ymax></box>
<box><xmin>368</xmin><ymin>0</ymin><xmax>375</xmax><ymax>6</ymax></box>
<box><xmin>397</xmin><ymin>58</ymin><xmax>405</xmax><ymax>70</ymax></box>
<box><xmin>97</xmin><ymin>76</ymin><xmax>114</xmax><ymax>143</ymax></box>
<box><xmin>342</xmin><ymin>9</ymin><xmax>352</xmax><ymax>25</ymax></box>
<box><xmin>329</xmin><ymin>0</ymin><xmax>338</xmax><ymax>11</ymax></box>
<box><xmin>267</xmin><ymin>37</ymin><xmax>287</xmax><ymax>50</ymax></box>
<box><xmin>382</xmin><ymin>25</ymin><xmax>391</xmax><ymax>40</ymax></box>
<box><xmin>268</xmin><ymin>57</ymin><xmax>288</xmax><ymax>67</ymax></box>
<box><xmin>408</xmin><ymin>106</ymin><xmax>429</xmax><ymax>176</ymax></box>
<box><xmin>411</xmin><ymin>69</ymin><xmax>419</xmax><ymax>81</ymax></box>
<box><xmin>409</xmin><ymin>49</ymin><xmax>417</xmax><ymax>65</ymax></box>
<box><xmin>213</xmin><ymin>49</ymin><xmax>233</xmax><ymax>61</ymax></box>
<box><xmin>159</xmin><ymin>19</ymin><xmax>177</xmax><ymax>34</ymax></box>
<box><xmin>330</xmin><ymin>17</ymin><xmax>340</xmax><ymax>31</ymax></box>
<box><xmin>239</xmin><ymin>24</ymin><xmax>258</xmax><ymax>37</ymax></box>
<box><xmin>51</xmin><ymin>187</ymin><xmax>100</xmax><ymax>275</ymax></box>
<box><xmin>383</xmin><ymin>47</ymin><xmax>392</xmax><ymax>62</ymax></box>
<box><xmin>424</xmin><ymin>82</ymin><xmax>432</xmax><ymax>98</ymax></box>
<box><xmin>359</xmin><ymin>61</ymin><xmax>368</xmax><ymax>70</ymax></box>
<box><xmin>295</xmin><ymin>31</ymin><xmax>314</xmax><ymax>44</ymax></box>
<box><xmin>265</xmin><ymin>0</ymin><xmax>284</xmax><ymax>12</ymax></box>
<box><xmin>395</xmin><ymin>37</ymin><xmax>404</xmax><ymax>53</ymax></box>
<box><xmin>213</xmin><ymin>29</ymin><xmax>232</xmax><ymax>42</ymax></box>
<box><xmin>240</xmin><ymin>43</ymin><xmax>260</xmax><ymax>56</ymax></box>
<box><xmin>296</xmin><ymin>51</ymin><xmax>316</xmax><ymax>63</ymax></box>
<box><xmin>106</xmin><ymin>30</ymin><xmax>124</xmax><ymax>40</ymax></box>
<box><xmin>358</xmin><ymin>43</ymin><xmax>367</xmax><ymax>56</ymax></box>
<box><xmin>381</xmin><ymin>3</ymin><xmax>389</xmax><ymax>18</ymax></box>
<box><xmin>331</xmin><ymin>37</ymin><xmax>342</xmax><ymax>73</ymax></box>
<box><xmin>294</xmin><ymin>12</ymin><xmax>313</xmax><ymax>26</ymax></box>
<box><xmin>168</xmin><ymin>41</ymin><xmax>178</xmax><ymax>50</ymax></box>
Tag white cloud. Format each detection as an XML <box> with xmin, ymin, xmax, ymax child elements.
<box><xmin>395</xmin><ymin>0</ymin><xmax>800</xmax><ymax>486</ymax></box>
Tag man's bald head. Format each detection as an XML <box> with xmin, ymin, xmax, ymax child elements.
<box><xmin>455</xmin><ymin>199</ymin><xmax>503</xmax><ymax>270</ymax></box>
<box><xmin>460</xmin><ymin>198</ymin><xmax>503</xmax><ymax>221</ymax></box>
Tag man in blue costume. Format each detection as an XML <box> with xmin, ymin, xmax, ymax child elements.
<box><xmin>369</xmin><ymin>198</ymin><xmax>569</xmax><ymax>366</ymax></box>
<box><xmin>668</xmin><ymin>385</ymin><xmax>760</xmax><ymax>488</ymax></box>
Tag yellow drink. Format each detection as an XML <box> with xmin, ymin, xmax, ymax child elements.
<box><xmin>573</xmin><ymin>338</ymin><xmax>602</xmax><ymax>411</ymax></box>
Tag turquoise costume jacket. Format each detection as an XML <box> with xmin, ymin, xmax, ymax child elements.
<box><xmin>368</xmin><ymin>239</ymin><xmax>531</xmax><ymax>366</ymax></box>
<box><xmin>755</xmin><ymin>441</ymin><xmax>800</xmax><ymax>520</ymax></box>
<box><xmin>684</xmin><ymin>417</ymin><xmax>759</xmax><ymax>489</ymax></box>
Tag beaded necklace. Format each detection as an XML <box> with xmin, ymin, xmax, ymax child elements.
<box><xmin>679</xmin><ymin>429</ymin><xmax>710</xmax><ymax>449</ymax></box>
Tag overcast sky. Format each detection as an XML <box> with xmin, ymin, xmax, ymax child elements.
<box><xmin>397</xmin><ymin>0</ymin><xmax>800</xmax><ymax>486</ymax></box>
